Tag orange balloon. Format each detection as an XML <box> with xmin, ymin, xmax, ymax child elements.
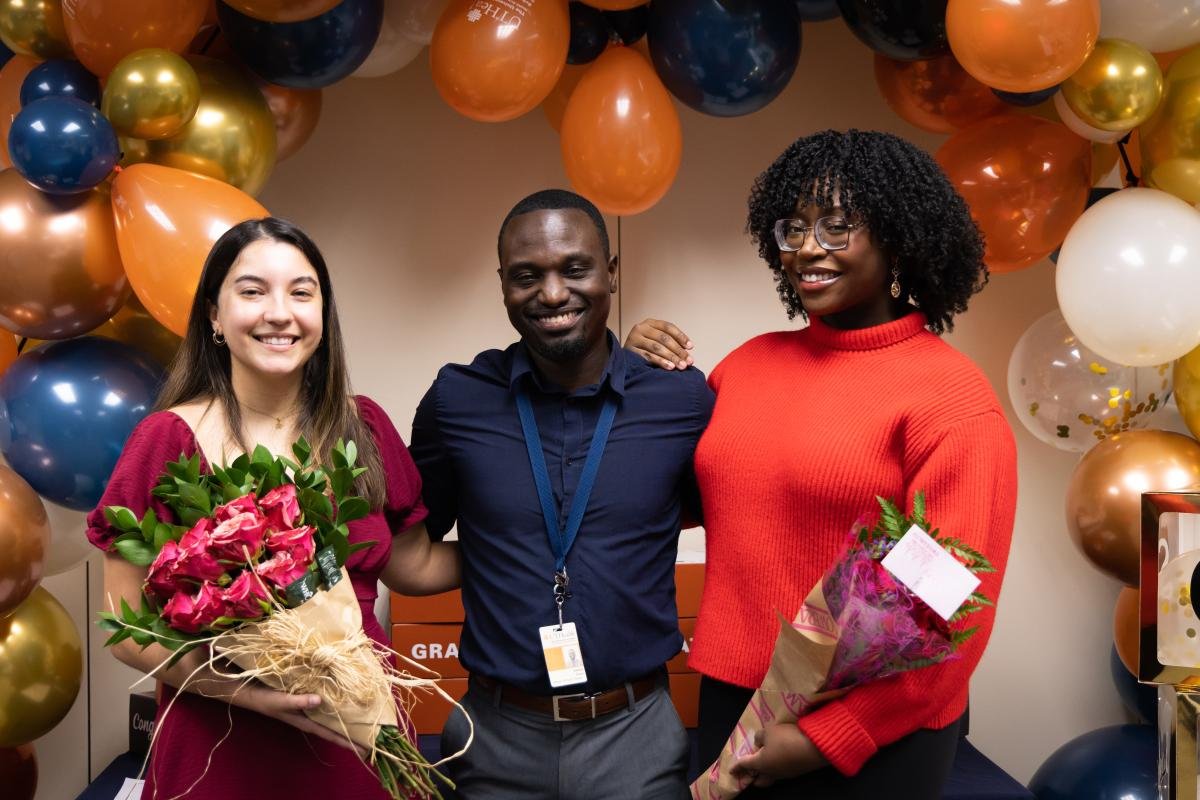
<box><xmin>0</xmin><ymin>55</ymin><xmax>38</xmax><ymax>169</ymax></box>
<box><xmin>542</xmin><ymin>61</ymin><xmax>587</xmax><ymax>132</ymax></box>
<box><xmin>257</xmin><ymin>81</ymin><xmax>322</xmax><ymax>162</ymax></box>
<box><xmin>111</xmin><ymin>164</ymin><xmax>268</xmax><ymax>337</ymax></box>
<box><xmin>1113</xmin><ymin>587</ymin><xmax>1140</xmax><ymax>675</ymax></box>
<box><xmin>936</xmin><ymin>115</ymin><xmax>1091</xmax><ymax>272</ymax></box>
<box><xmin>1157</xmin><ymin>49</ymin><xmax>1187</xmax><ymax>74</ymax></box>
<box><xmin>561</xmin><ymin>46</ymin><xmax>681</xmax><ymax>216</ymax></box>
<box><xmin>222</xmin><ymin>0</ymin><xmax>341</xmax><ymax>22</ymax></box>
<box><xmin>0</xmin><ymin>334</ymin><xmax>15</xmax><ymax>378</ymax></box>
<box><xmin>873</xmin><ymin>53</ymin><xmax>1005</xmax><ymax>134</ymax></box>
<box><xmin>946</xmin><ymin>0</ymin><xmax>1100</xmax><ymax>93</ymax></box>
<box><xmin>431</xmin><ymin>0</ymin><xmax>568</xmax><ymax>122</ymax></box>
<box><xmin>62</xmin><ymin>0</ymin><xmax>208</xmax><ymax>77</ymax></box>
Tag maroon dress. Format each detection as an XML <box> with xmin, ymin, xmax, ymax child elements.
<box><xmin>86</xmin><ymin>396</ymin><xmax>428</xmax><ymax>800</ymax></box>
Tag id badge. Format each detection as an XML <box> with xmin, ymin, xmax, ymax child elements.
<box><xmin>538</xmin><ymin>622</ymin><xmax>588</xmax><ymax>688</ymax></box>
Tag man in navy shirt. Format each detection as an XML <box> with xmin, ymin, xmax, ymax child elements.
<box><xmin>411</xmin><ymin>189</ymin><xmax>713</xmax><ymax>799</ymax></box>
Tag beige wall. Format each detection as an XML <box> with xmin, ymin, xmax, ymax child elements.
<box><xmin>36</xmin><ymin>17</ymin><xmax>1147</xmax><ymax>799</ymax></box>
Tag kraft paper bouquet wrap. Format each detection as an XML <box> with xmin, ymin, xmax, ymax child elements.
<box><xmin>691</xmin><ymin>493</ymin><xmax>994</xmax><ymax>800</ymax></box>
<box><xmin>98</xmin><ymin>439</ymin><xmax>467</xmax><ymax>800</ymax></box>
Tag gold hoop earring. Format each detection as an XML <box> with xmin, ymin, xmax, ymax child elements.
<box><xmin>212</xmin><ymin>330</ymin><xmax>226</xmax><ymax>346</ymax></box>
<box><xmin>890</xmin><ymin>267</ymin><xmax>902</xmax><ymax>299</ymax></box>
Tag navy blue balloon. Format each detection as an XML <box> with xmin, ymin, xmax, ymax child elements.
<box><xmin>1109</xmin><ymin>646</ymin><xmax>1156</xmax><ymax>724</ymax></box>
<box><xmin>568</xmin><ymin>2</ymin><xmax>608</xmax><ymax>65</ymax></box>
<box><xmin>1028</xmin><ymin>724</ymin><xmax>1155</xmax><ymax>800</ymax></box>
<box><xmin>605</xmin><ymin>6</ymin><xmax>649</xmax><ymax>45</ymax></box>
<box><xmin>0</xmin><ymin>39</ymin><xmax>12</xmax><ymax>70</ymax></box>
<box><xmin>0</xmin><ymin>338</ymin><xmax>163</xmax><ymax>511</ymax></box>
<box><xmin>994</xmin><ymin>85</ymin><xmax>1059</xmax><ymax>107</ymax></box>
<box><xmin>794</xmin><ymin>0</ymin><xmax>839</xmax><ymax>21</ymax></box>
<box><xmin>8</xmin><ymin>97</ymin><xmax>118</xmax><ymax>195</ymax></box>
<box><xmin>216</xmin><ymin>0</ymin><xmax>383</xmax><ymax>89</ymax></box>
<box><xmin>647</xmin><ymin>0</ymin><xmax>801</xmax><ymax>117</ymax></box>
<box><xmin>836</xmin><ymin>0</ymin><xmax>948</xmax><ymax>61</ymax></box>
<box><xmin>20</xmin><ymin>60</ymin><xmax>102</xmax><ymax>108</ymax></box>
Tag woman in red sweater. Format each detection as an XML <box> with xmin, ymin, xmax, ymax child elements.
<box><xmin>626</xmin><ymin>129</ymin><xmax>1018</xmax><ymax>798</ymax></box>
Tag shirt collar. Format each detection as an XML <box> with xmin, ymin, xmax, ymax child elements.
<box><xmin>509</xmin><ymin>330</ymin><xmax>627</xmax><ymax>397</ymax></box>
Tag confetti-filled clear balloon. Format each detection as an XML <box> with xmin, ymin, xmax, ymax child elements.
<box><xmin>1007</xmin><ymin>309</ymin><xmax>1171</xmax><ymax>452</ymax></box>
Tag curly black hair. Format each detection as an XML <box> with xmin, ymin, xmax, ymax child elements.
<box><xmin>746</xmin><ymin>129</ymin><xmax>987</xmax><ymax>334</ymax></box>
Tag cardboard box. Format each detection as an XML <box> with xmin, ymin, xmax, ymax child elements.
<box><xmin>675</xmin><ymin>563</ymin><xmax>705</xmax><ymax>618</ymax></box>
<box><xmin>409</xmin><ymin>678</ymin><xmax>468</xmax><ymax>735</ymax></box>
<box><xmin>669</xmin><ymin>672</ymin><xmax>701</xmax><ymax>728</ymax></box>
<box><xmin>391</xmin><ymin>590</ymin><xmax>464</xmax><ymax>624</ymax></box>
<box><xmin>392</xmin><ymin>623</ymin><xmax>465</xmax><ymax>679</ymax></box>
<box><xmin>666</xmin><ymin>618</ymin><xmax>696</xmax><ymax>674</ymax></box>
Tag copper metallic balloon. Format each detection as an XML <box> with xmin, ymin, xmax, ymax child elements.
<box><xmin>120</xmin><ymin>56</ymin><xmax>276</xmax><ymax>196</ymax></box>
<box><xmin>223</xmin><ymin>0</ymin><xmax>342</xmax><ymax>23</ymax></box>
<box><xmin>1113</xmin><ymin>586</ymin><xmax>1139</xmax><ymax>675</ymax></box>
<box><xmin>0</xmin><ymin>0</ymin><xmax>69</xmax><ymax>58</ymax></box>
<box><xmin>0</xmin><ymin>336</ymin><xmax>14</xmax><ymax>378</ymax></box>
<box><xmin>0</xmin><ymin>169</ymin><xmax>129</xmax><ymax>339</ymax></box>
<box><xmin>0</xmin><ymin>466</ymin><xmax>48</xmax><ymax>620</ymax></box>
<box><xmin>0</xmin><ymin>587</ymin><xmax>81</xmax><ymax>746</ymax></box>
<box><xmin>102</xmin><ymin>49</ymin><xmax>201</xmax><ymax>140</ymax></box>
<box><xmin>1062</xmin><ymin>38</ymin><xmax>1163</xmax><ymax>132</ymax></box>
<box><xmin>1066</xmin><ymin>430</ymin><xmax>1200</xmax><ymax>586</ymax></box>
<box><xmin>0</xmin><ymin>743</ymin><xmax>36</xmax><ymax>800</ymax></box>
<box><xmin>256</xmin><ymin>80</ymin><xmax>321</xmax><ymax>162</ymax></box>
<box><xmin>1140</xmin><ymin>46</ymin><xmax>1200</xmax><ymax>204</ymax></box>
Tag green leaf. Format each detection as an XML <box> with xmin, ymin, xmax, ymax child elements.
<box><xmin>130</xmin><ymin>628</ymin><xmax>154</xmax><ymax>647</ymax></box>
<box><xmin>300</xmin><ymin>488</ymin><xmax>334</xmax><ymax>522</ymax></box>
<box><xmin>330</xmin><ymin>469</ymin><xmax>352</xmax><ymax>500</ymax></box>
<box><xmin>251</xmin><ymin>444</ymin><xmax>273</xmax><ymax>465</ymax></box>
<box><xmin>230</xmin><ymin>453</ymin><xmax>251</xmax><ymax>472</ymax></box>
<box><xmin>336</xmin><ymin>497</ymin><xmax>370</xmax><ymax>524</ymax></box>
<box><xmin>103</xmin><ymin>628</ymin><xmax>132</xmax><ymax>647</ymax></box>
<box><xmin>351</xmin><ymin>467</ymin><xmax>367</xmax><ymax>480</ymax></box>
<box><xmin>115</xmin><ymin>539</ymin><xmax>156</xmax><ymax>567</ymax></box>
<box><xmin>344</xmin><ymin>440</ymin><xmax>358</xmax><ymax>468</ymax></box>
<box><xmin>331</xmin><ymin>440</ymin><xmax>349</xmax><ymax>470</ymax></box>
<box><xmin>152</xmin><ymin>523</ymin><xmax>172</xmax><ymax>550</ymax></box>
<box><xmin>106</xmin><ymin>506</ymin><xmax>141</xmax><ymax>533</ymax></box>
<box><xmin>292</xmin><ymin>437</ymin><xmax>312</xmax><ymax>466</ymax></box>
<box><xmin>177</xmin><ymin>482</ymin><xmax>211</xmax><ymax>514</ymax></box>
<box><xmin>119</xmin><ymin>597</ymin><xmax>136</xmax><ymax>620</ymax></box>
<box><xmin>331</xmin><ymin>535</ymin><xmax>349</xmax><ymax>566</ymax></box>
<box><xmin>139</xmin><ymin>508</ymin><xmax>158</xmax><ymax>542</ymax></box>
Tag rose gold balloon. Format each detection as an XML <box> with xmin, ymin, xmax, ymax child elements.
<box><xmin>1113</xmin><ymin>586</ymin><xmax>1139</xmax><ymax>675</ymax></box>
<box><xmin>1066</xmin><ymin>430</ymin><xmax>1200</xmax><ymax>585</ymax></box>
<box><xmin>873</xmin><ymin>52</ymin><xmax>1005</xmax><ymax>134</ymax></box>
<box><xmin>257</xmin><ymin>81</ymin><xmax>321</xmax><ymax>162</ymax></box>
<box><xmin>0</xmin><ymin>743</ymin><xmax>36</xmax><ymax>800</ymax></box>
<box><xmin>0</xmin><ymin>169</ymin><xmax>129</xmax><ymax>339</ymax></box>
<box><xmin>0</xmin><ymin>466</ymin><xmax>49</xmax><ymax>620</ymax></box>
<box><xmin>0</xmin><ymin>55</ymin><xmax>38</xmax><ymax>170</ymax></box>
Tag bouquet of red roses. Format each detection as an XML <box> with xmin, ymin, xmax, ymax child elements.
<box><xmin>99</xmin><ymin>439</ymin><xmax>459</xmax><ymax>800</ymax></box>
<box><xmin>691</xmin><ymin>492</ymin><xmax>994</xmax><ymax>800</ymax></box>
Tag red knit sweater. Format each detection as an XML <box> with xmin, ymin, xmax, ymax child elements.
<box><xmin>689</xmin><ymin>311</ymin><xmax>1018</xmax><ymax>776</ymax></box>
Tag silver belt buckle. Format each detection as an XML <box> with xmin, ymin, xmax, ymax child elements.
<box><xmin>552</xmin><ymin>692</ymin><xmax>597</xmax><ymax>722</ymax></box>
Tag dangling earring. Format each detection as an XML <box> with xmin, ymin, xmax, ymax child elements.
<box><xmin>889</xmin><ymin>267</ymin><xmax>902</xmax><ymax>299</ymax></box>
<box><xmin>212</xmin><ymin>330</ymin><xmax>226</xmax><ymax>346</ymax></box>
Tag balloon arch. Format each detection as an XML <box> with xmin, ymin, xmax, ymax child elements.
<box><xmin>1</xmin><ymin>0</ymin><xmax>1199</xmax><ymax>795</ymax></box>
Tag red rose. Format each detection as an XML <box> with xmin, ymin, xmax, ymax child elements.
<box><xmin>221</xmin><ymin>571</ymin><xmax>271</xmax><ymax>621</ymax></box>
<box><xmin>145</xmin><ymin>521</ymin><xmax>225</xmax><ymax>601</ymax></box>
<box><xmin>259</xmin><ymin>484</ymin><xmax>301</xmax><ymax>531</ymax></box>
<box><xmin>264</xmin><ymin>525</ymin><xmax>316</xmax><ymax>565</ymax></box>
<box><xmin>163</xmin><ymin>583</ymin><xmax>225</xmax><ymax>634</ymax></box>
<box><xmin>208</xmin><ymin>512</ymin><xmax>267</xmax><ymax>563</ymax></box>
<box><xmin>214</xmin><ymin>494</ymin><xmax>259</xmax><ymax>523</ymax></box>
<box><xmin>178</xmin><ymin>517</ymin><xmax>213</xmax><ymax>550</ymax></box>
<box><xmin>256</xmin><ymin>550</ymin><xmax>311</xmax><ymax>590</ymax></box>
<box><xmin>145</xmin><ymin>540</ymin><xmax>184</xmax><ymax>601</ymax></box>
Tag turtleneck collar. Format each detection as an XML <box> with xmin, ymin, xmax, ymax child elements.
<box><xmin>805</xmin><ymin>311</ymin><xmax>929</xmax><ymax>351</ymax></box>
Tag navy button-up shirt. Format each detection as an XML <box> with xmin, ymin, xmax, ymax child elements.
<box><xmin>410</xmin><ymin>334</ymin><xmax>714</xmax><ymax>694</ymax></box>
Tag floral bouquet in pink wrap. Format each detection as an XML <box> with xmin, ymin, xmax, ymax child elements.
<box><xmin>98</xmin><ymin>439</ymin><xmax>461</xmax><ymax>800</ymax></box>
<box><xmin>691</xmin><ymin>492</ymin><xmax>994</xmax><ymax>800</ymax></box>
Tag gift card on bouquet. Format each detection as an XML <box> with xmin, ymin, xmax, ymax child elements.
<box><xmin>880</xmin><ymin>525</ymin><xmax>980</xmax><ymax>621</ymax></box>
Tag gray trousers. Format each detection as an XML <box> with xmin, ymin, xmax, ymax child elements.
<box><xmin>439</xmin><ymin>676</ymin><xmax>689</xmax><ymax>800</ymax></box>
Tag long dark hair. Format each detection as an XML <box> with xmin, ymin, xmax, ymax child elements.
<box><xmin>155</xmin><ymin>217</ymin><xmax>386</xmax><ymax>508</ymax></box>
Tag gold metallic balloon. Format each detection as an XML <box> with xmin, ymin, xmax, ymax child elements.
<box><xmin>1062</xmin><ymin>38</ymin><xmax>1163</xmax><ymax>132</ymax></box>
<box><xmin>0</xmin><ymin>467</ymin><xmax>48</xmax><ymax>620</ymax></box>
<box><xmin>102</xmin><ymin>49</ymin><xmax>201</xmax><ymax>140</ymax></box>
<box><xmin>0</xmin><ymin>587</ymin><xmax>81</xmax><ymax>746</ymax></box>
<box><xmin>120</xmin><ymin>56</ymin><xmax>276</xmax><ymax>196</ymax></box>
<box><xmin>0</xmin><ymin>0</ymin><xmax>69</xmax><ymax>58</ymax></box>
<box><xmin>1174</xmin><ymin>345</ymin><xmax>1200</xmax><ymax>440</ymax></box>
<box><xmin>1066</xmin><ymin>430</ymin><xmax>1200</xmax><ymax>586</ymax></box>
<box><xmin>91</xmin><ymin>294</ymin><xmax>181</xmax><ymax>367</ymax></box>
<box><xmin>0</xmin><ymin>169</ymin><xmax>129</xmax><ymax>339</ymax></box>
<box><xmin>1140</xmin><ymin>46</ymin><xmax>1200</xmax><ymax>204</ymax></box>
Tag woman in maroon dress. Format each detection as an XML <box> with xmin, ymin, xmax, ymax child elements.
<box><xmin>87</xmin><ymin>218</ymin><xmax>460</xmax><ymax>799</ymax></box>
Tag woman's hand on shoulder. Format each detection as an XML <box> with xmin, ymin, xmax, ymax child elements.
<box><xmin>623</xmin><ymin>318</ymin><xmax>694</xmax><ymax>370</ymax></box>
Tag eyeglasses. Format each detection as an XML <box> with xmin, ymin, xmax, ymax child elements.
<box><xmin>773</xmin><ymin>216</ymin><xmax>863</xmax><ymax>252</ymax></box>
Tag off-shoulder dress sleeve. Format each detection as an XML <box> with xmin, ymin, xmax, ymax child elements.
<box><xmin>355</xmin><ymin>395</ymin><xmax>429</xmax><ymax>534</ymax></box>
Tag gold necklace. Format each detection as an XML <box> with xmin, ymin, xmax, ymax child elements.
<box><xmin>239</xmin><ymin>401</ymin><xmax>299</xmax><ymax>431</ymax></box>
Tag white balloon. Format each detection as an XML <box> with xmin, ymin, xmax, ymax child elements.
<box><xmin>1100</xmin><ymin>0</ymin><xmax>1200</xmax><ymax>54</ymax></box>
<box><xmin>1007</xmin><ymin>309</ymin><xmax>1172</xmax><ymax>451</ymax></box>
<box><xmin>393</xmin><ymin>0</ymin><xmax>451</xmax><ymax>46</ymax></box>
<box><xmin>1054</xmin><ymin>91</ymin><xmax>1126</xmax><ymax>144</ymax></box>
<box><xmin>42</xmin><ymin>499</ymin><xmax>90</xmax><ymax>576</ymax></box>
<box><xmin>1057</xmin><ymin>187</ymin><xmax>1200</xmax><ymax>366</ymax></box>
<box><xmin>353</xmin><ymin>2</ymin><xmax>426</xmax><ymax>79</ymax></box>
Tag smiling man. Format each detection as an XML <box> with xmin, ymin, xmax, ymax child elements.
<box><xmin>410</xmin><ymin>189</ymin><xmax>714</xmax><ymax>799</ymax></box>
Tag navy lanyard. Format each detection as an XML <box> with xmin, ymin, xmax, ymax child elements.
<box><xmin>515</xmin><ymin>386</ymin><xmax>618</xmax><ymax>578</ymax></box>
